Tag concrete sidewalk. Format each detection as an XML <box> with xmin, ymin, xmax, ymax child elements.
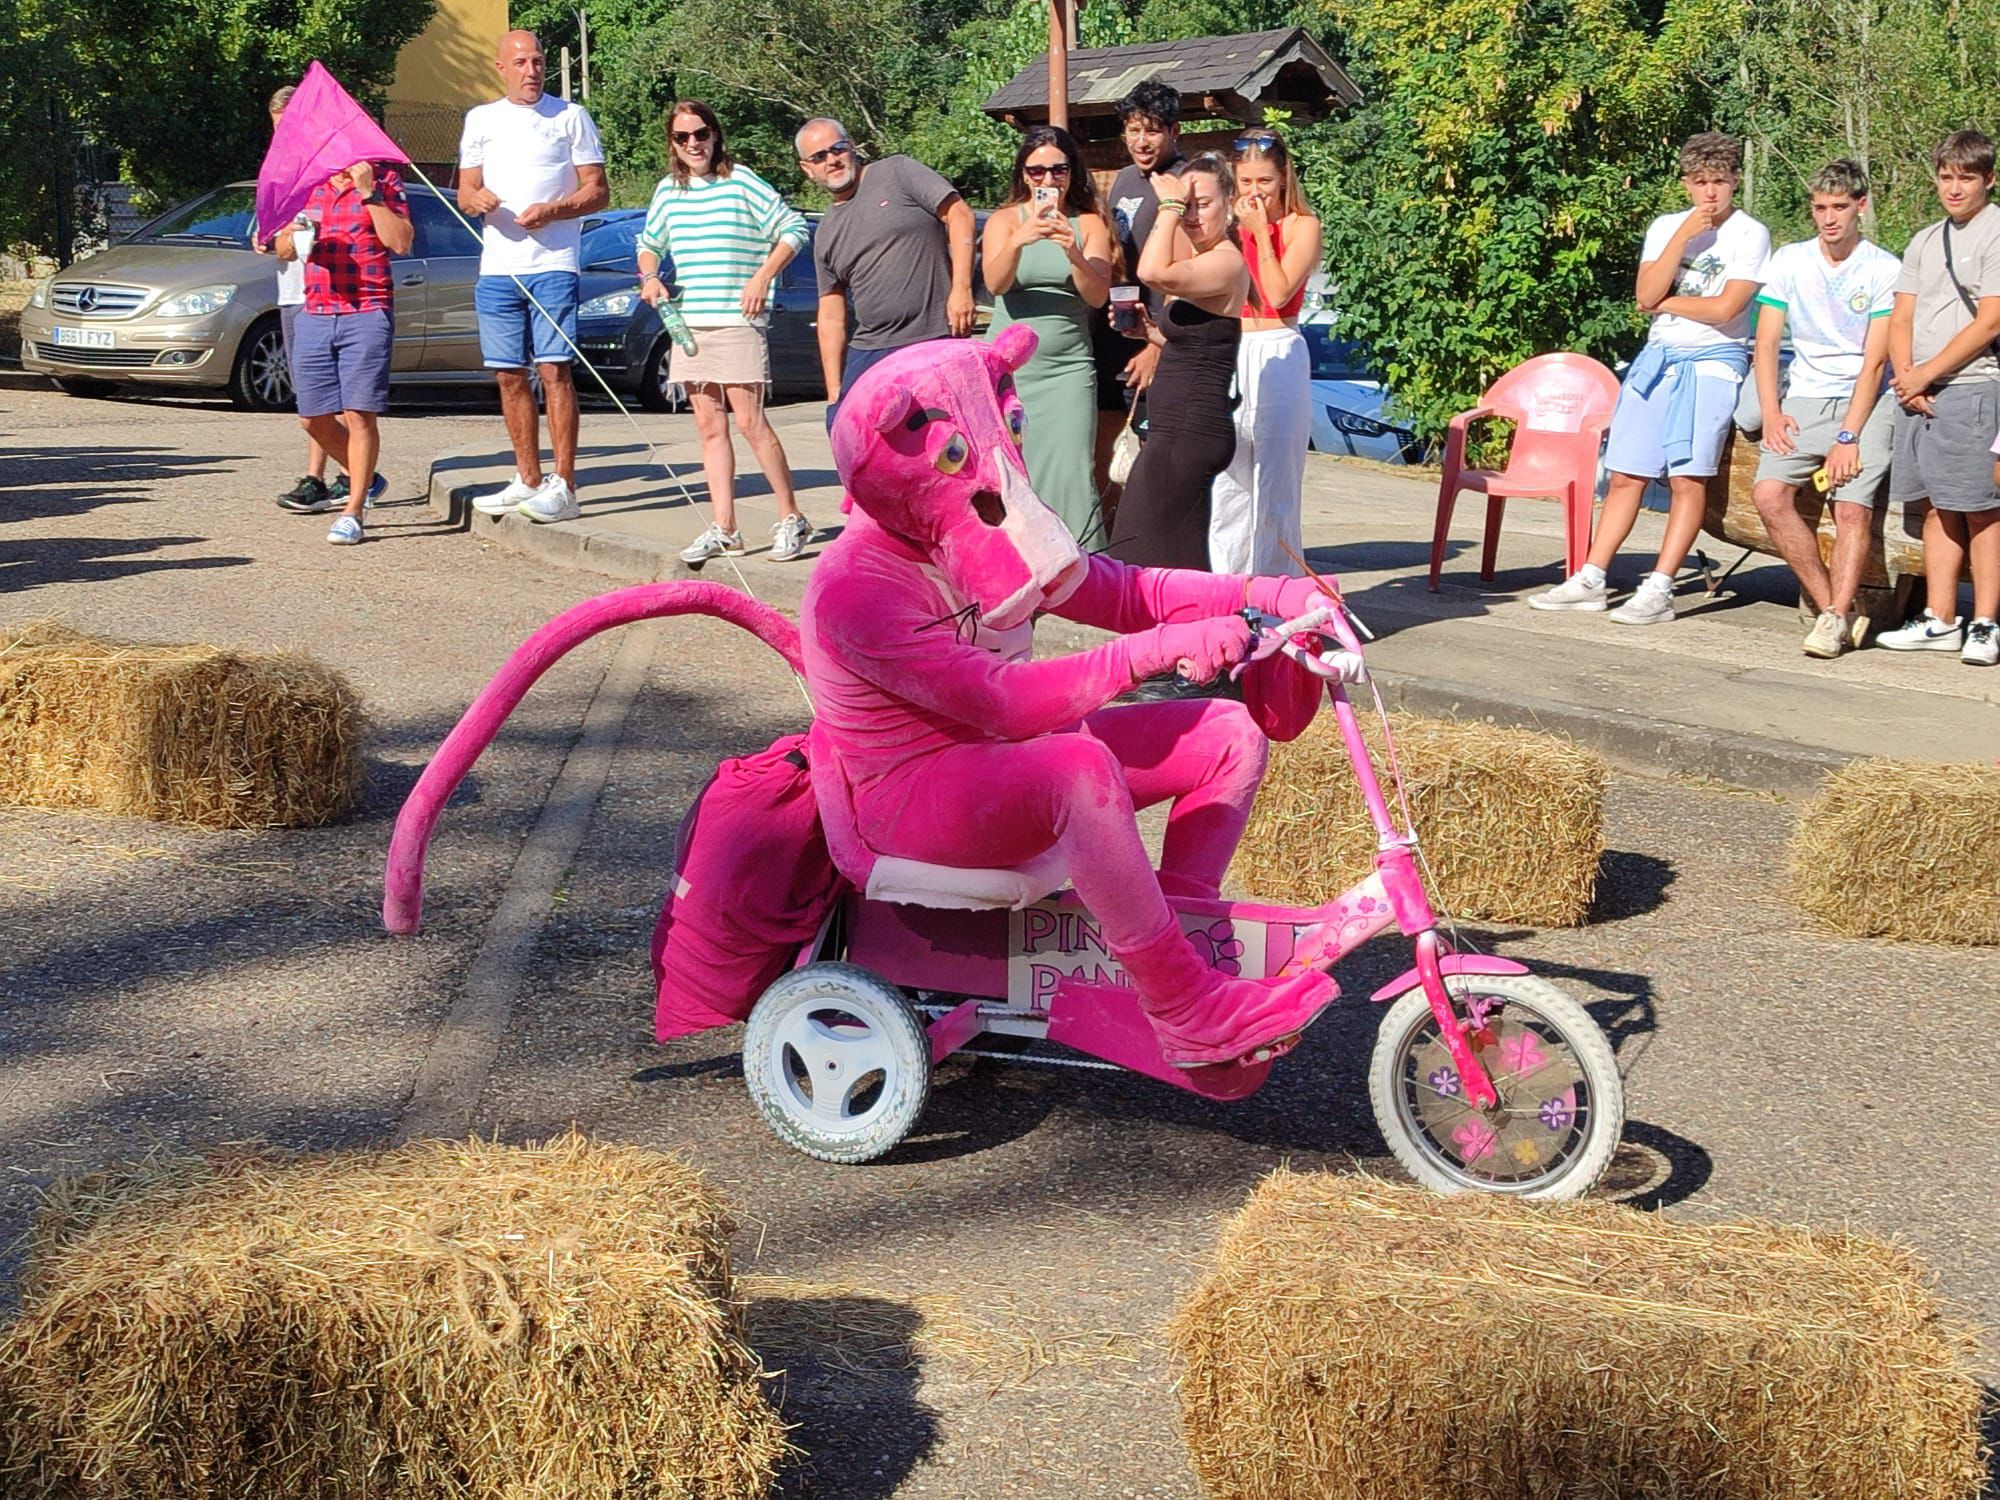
<box><xmin>426</xmin><ymin>402</ymin><xmax>1998</xmax><ymax>794</ymax></box>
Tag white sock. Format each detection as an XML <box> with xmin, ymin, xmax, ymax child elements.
<box><xmin>1642</xmin><ymin>570</ymin><xmax>1673</xmax><ymax>592</ymax></box>
<box><xmin>1578</xmin><ymin>564</ymin><xmax>1606</xmax><ymax>588</ymax></box>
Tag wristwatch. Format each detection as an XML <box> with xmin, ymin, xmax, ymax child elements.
<box><xmin>1834</xmin><ymin>430</ymin><xmax>1857</xmax><ymax>445</ymax></box>
<box><xmin>360</xmin><ymin>190</ymin><xmax>383</xmax><ymax>205</ymax></box>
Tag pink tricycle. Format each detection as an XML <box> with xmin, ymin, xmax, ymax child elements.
<box><xmin>386</xmin><ymin>586</ymin><xmax>1623</xmax><ymax>1200</ymax></box>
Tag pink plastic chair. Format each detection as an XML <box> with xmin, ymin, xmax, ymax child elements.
<box><xmin>1428</xmin><ymin>353</ymin><xmax>1621</xmax><ymax>590</ymax></box>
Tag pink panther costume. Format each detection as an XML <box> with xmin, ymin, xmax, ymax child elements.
<box><xmin>805</xmin><ymin>325</ymin><xmax>1334</xmax><ymax>1066</ymax></box>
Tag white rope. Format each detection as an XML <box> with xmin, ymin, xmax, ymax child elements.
<box><xmin>401</xmin><ymin>160</ymin><xmax>812</xmax><ymax>711</ymax></box>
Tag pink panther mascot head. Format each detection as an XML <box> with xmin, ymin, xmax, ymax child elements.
<box><xmin>831</xmin><ymin>324</ymin><xmax>1088</xmax><ymax>630</ymax></box>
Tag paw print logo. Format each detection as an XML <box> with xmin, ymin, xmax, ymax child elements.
<box><xmin>1191</xmin><ymin>920</ymin><xmax>1245</xmax><ymax>975</ymax></box>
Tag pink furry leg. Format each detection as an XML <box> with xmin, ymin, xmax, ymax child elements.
<box><xmin>1084</xmin><ymin>698</ymin><xmax>1268</xmax><ymax>900</ymax></box>
<box><xmin>857</xmin><ymin>734</ymin><xmax>1334</xmax><ymax>1066</ymax></box>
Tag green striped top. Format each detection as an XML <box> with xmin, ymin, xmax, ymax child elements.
<box><xmin>636</xmin><ymin>166</ymin><xmax>809</xmax><ymax>328</ymax></box>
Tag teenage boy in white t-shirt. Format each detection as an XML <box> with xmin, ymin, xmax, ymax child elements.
<box><xmin>1749</xmin><ymin>159</ymin><xmax>1901</xmax><ymax>660</ymax></box>
<box><xmin>458</xmin><ymin>30</ymin><xmax>608</xmax><ymax>526</ymax></box>
<box><xmin>1533</xmin><ymin>133</ymin><xmax>1770</xmax><ymax>625</ymax></box>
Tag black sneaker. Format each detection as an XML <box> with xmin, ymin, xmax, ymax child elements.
<box><xmin>327</xmin><ymin>473</ymin><xmax>386</xmax><ymax>511</ymax></box>
<box><xmin>276</xmin><ymin>476</ymin><xmax>332</xmax><ymax>513</ymax></box>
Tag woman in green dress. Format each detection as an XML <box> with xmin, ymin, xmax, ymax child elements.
<box><xmin>982</xmin><ymin>125</ymin><xmax>1115</xmax><ymax>548</ymax></box>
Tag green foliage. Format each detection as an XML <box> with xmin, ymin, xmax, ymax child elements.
<box><xmin>5</xmin><ymin>0</ymin><xmax>434</xmax><ymax>251</ymax></box>
<box><xmin>1711</xmin><ymin>0</ymin><xmax>2000</xmax><ymax>250</ymax></box>
<box><xmin>1299</xmin><ymin>0</ymin><xmax>1737</xmax><ymax>441</ymax></box>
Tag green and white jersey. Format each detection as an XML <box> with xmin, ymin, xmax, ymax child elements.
<box><xmin>636</xmin><ymin>166</ymin><xmax>809</xmax><ymax>327</ymax></box>
<box><xmin>1754</xmin><ymin>238</ymin><xmax>1900</xmax><ymax>398</ymax></box>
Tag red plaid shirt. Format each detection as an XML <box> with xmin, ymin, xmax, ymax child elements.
<box><xmin>302</xmin><ymin>167</ymin><xmax>408</xmax><ymax>315</ymax></box>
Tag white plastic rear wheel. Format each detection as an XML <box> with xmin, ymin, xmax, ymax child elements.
<box><xmin>743</xmin><ymin>963</ymin><xmax>932</xmax><ymax>1164</ymax></box>
<box><xmin>1369</xmin><ymin>973</ymin><xmax>1623</xmax><ymax>1200</ymax></box>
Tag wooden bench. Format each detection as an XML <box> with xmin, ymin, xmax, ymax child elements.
<box><xmin>1699</xmin><ymin>430</ymin><xmax>1940</xmax><ymax>632</ymax></box>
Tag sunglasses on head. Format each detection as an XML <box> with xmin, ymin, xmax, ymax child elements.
<box><xmin>1023</xmin><ymin>163</ymin><xmax>1071</xmax><ymax>180</ymax></box>
<box><xmin>672</xmin><ymin>126</ymin><xmax>714</xmax><ymax>145</ymax></box>
<box><xmin>800</xmin><ymin>140</ymin><xmax>853</xmax><ymax>165</ymax></box>
<box><xmin>1233</xmin><ymin>133</ymin><xmax>1281</xmax><ymax>153</ymax></box>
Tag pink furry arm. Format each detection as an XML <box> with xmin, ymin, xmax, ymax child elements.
<box><xmin>1052</xmin><ymin>553</ymin><xmax>1251</xmax><ymax>633</ymax></box>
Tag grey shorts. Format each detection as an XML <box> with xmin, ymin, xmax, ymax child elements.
<box><xmin>1753</xmin><ymin>393</ymin><xmax>1894</xmax><ymax>507</ymax></box>
<box><xmin>1889</xmin><ymin>380</ymin><xmax>2000</xmax><ymax>512</ymax></box>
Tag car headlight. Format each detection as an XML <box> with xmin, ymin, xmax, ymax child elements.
<box><xmin>30</xmin><ymin>277</ymin><xmax>52</xmax><ymax>309</ymax></box>
<box><xmin>155</xmin><ymin>284</ymin><xmax>238</xmax><ymax>318</ymax></box>
<box><xmin>578</xmin><ymin>289</ymin><xmax>639</xmax><ymax>319</ymax></box>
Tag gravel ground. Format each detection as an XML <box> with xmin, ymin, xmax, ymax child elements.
<box><xmin>4</xmin><ymin>386</ymin><xmax>1997</xmax><ymax>1496</ymax></box>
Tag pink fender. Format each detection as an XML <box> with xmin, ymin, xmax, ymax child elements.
<box><xmin>1368</xmin><ymin>953</ymin><xmax>1529</xmax><ymax>1004</ymax></box>
<box><xmin>383</xmin><ymin>581</ymin><xmax>804</xmax><ymax>935</ymax></box>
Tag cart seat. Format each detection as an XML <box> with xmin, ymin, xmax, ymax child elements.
<box><xmin>863</xmin><ymin>848</ymin><xmax>1070</xmax><ymax>911</ymax></box>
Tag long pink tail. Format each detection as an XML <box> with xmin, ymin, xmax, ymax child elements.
<box><xmin>382</xmin><ymin>581</ymin><xmax>805</xmax><ymax>935</ymax></box>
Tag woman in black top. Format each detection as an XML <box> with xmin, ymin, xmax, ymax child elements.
<box><xmin>1108</xmin><ymin>155</ymin><xmax>1250</xmax><ymax>570</ymax></box>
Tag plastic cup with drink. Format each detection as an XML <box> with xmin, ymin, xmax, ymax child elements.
<box><xmin>1109</xmin><ymin>284</ymin><xmax>1143</xmax><ymax>334</ymax></box>
<box><xmin>291</xmin><ymin>211</ymin><xmax>320</xmax><ymax>262</ymax></box>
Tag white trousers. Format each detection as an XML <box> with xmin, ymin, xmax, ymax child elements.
<box><xmin>1209</xmin><ymin>326</ymin><xmax>1311</xmax><ymax>576</ymax></box>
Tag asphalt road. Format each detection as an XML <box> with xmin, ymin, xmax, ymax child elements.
<box><xmin>3</xmin><ymin>384</ymin><xmax>1997</xmax><ymax>1496</ymax></box>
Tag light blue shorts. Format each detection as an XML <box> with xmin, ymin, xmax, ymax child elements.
<box><xmin>1602</xmin><ymin>357</ymin><xmax>1745</xmax><ymax>480</ymax></box>
<box><xmin>475</xmin><ymin>272</ymin><xmax>579</xmax><ymax>369</ymax></box>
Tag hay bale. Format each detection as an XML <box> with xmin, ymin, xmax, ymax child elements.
<box><xmin>0</xmin><ymin>617</ymin><xmax>363</xmax><ymax>828</ymax></box>
<box><xmin>0</xmin><ymin>1133</ymin><xmax>788</xmax><ymax>1499</ymax></box>
<box><xmin>1231</xmin><ymin>711</ymin><xmax>1607</xmax><ymax>926</ymax></box>
<box><xmin>1788</xmin><ymin>758</ymin><xmax>2000</xmax><ymax>945</ymax></box>
<box><xmin>1170</xmin><ymin>1170</ymin><xmax>1989</xmax><ymax>1500</ymax></box>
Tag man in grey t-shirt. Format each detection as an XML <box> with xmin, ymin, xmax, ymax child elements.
<box><xmin>796</xmin><ymin>118</ymin><xmax>977</xmax><ymax>424</ymax></box>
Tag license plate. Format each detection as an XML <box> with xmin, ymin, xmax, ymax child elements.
<box><xmin>54</xmin><ymin>325</ymin><xmax>115</xmax><ymax>349</ymax></box>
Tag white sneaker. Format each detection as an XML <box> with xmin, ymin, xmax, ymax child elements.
<box><xmin>1610</xmin><ymin>578</ymin><xmax>1676</xmax><ymax>626</ymax></box>
<box><xmin>1878</xmin><ymin>610</ymin><xmax>1964</xmax><ymax>652</ymax></box>
<box><xmin>476</xmin><ymin>473</ymin><xmax>541</xmax><ymax>516</ymax></box>
<box><xmin>519</xmin><ymin>475</ymin><xmax>579</xmax><ymax>525</ymax></box>
<box><xmin>1528</xmin><ymin>574</ymin><xmax>1608</xmax><ymax>612</ymax></box>
<box><xmin>326</xmin><ymin>514</ymin><xmax>364</xmax><ymax>546</ymax></box>
<box><xmin>770</xmin><ymin>511</ymin><xmax>815</xmax><ymax>562</ymax></box>
<box><xmin>679</xmin><ymin>522</ymin><xmax>744</xmax><ymax>565</ymax></box>
<box><xmin>1963</xmin><ymin>618</ymin><xmax>1998</xmax><ymax>666</ymax></box>
<box><xmin>1801</xmin><ymin>610</ymin><xmax>1851</xmax><ymax>660</ymax></box>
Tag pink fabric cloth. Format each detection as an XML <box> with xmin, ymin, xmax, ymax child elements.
<box><xmin>256</xmin><ymin>62</ymin><xmax>410</xmax><ymax>243</ymax></box>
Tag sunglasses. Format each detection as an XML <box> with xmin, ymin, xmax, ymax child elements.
<box><xmin>1023</xmin><ymin>163</ymin><xmax>1071</xmax><ymax>180</ymax></box>
<box><xmin>1233</xmin><ymin>133</ymin><xmax>1281</xmax><ymax>152</ymax></box>
<box><xmin>800</xmin><ymin>140</ymin><xmax>853</xmax><ymax>166</ymax></box>
<box><xmin>672</xmin><ymin>126</ymin><xmax>714</xmax><ymax>145</ymax></box>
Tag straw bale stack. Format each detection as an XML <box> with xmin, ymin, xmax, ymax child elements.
<box><xmin>1170</xmin><ymin>1170</ymin><xmax>1988</xmax><ymax>1500</ymax></box>
<box><xmin>0</xmin><ymin>618</ymin><xmax>363</xmax><ymax>828</ymax></box>
<box><xmin>0</xmin><ymin>1133</ymin><xmax>787</xmax><ymax>1499</ymax></box>
<box><xmin>1232</xmin><ymin>711</ymin><xmax>1607</xmax><ymax>926</ymax></box>
<box><xmin>1788</xmin><ymin>758</ymin><xmax>2000</xmax><ymax>945</ymax></box>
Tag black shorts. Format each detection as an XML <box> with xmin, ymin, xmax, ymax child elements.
<box><xmin>1091</xmin><ymin>315</ymin><xmax>1136</xmax><ymax>413</ymax></box>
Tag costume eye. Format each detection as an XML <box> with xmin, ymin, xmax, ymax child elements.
<box><xmin>1006</xmin><ymin>406</ymin><xmax>1025</xmax><ymax>445</ymax></box>
<box><xmin>935</xmin><ymin>433</ymin><xmax>970</xmax><ymax>474</ymax></box>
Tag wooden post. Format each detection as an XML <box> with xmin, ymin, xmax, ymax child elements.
<box><xmin>1048</xmin><ymin>0</ymin><xmax>1070</xmax><ymax>130</ymax></box>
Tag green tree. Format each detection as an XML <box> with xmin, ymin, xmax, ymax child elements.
<box><xmin>1298</xmin><ymin>0</ymin><xmax>1738</xmax><ymax>442</ymax></box>
<box><xmin>5</xmin><ymin>0</ymin><xmax>435</xmax><ymax>251</ymax></box>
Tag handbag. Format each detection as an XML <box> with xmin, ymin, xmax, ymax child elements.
<box><xmin>1107</xmin><ymin>404</ymin><xmax>1142</xmax><ymax>486</ymax></box>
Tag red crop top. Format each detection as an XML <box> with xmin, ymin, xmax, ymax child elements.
<box><xmin>1241</xmin><ymin>219</ymin><xmax>1305</xmax><ymax>319</ymax></box>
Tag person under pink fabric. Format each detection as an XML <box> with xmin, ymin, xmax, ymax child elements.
<box><xmin>805</xmin><ymin>324</ymin><xmax>1332</xmax><ymax>1067</ymax></box>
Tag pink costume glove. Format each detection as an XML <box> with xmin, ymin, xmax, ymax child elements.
<box><xmin>1246</xmin><ymin>574</ymin><xmax>1337</xmax><ymax>624</ymax></box>
<box><xmin>1129</xmin><ymin>615</ymin><xmax>1253</xmax><ymax>684</ymax></box>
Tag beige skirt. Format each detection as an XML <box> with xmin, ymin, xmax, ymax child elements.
<box><xmin>671</xmin><ymin>323</ymin><xmax>770</xmax><ymax>386</ymax></box>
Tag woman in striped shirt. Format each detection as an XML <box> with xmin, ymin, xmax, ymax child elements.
<box><xmin>638</xmin><ymin>100</ymin><xmax>817</xmax><ymax>563</ymax></box>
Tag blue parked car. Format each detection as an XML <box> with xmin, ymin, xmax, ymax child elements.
<box><xmin>1301</xmin><ymin>315</ymin><xmax>1427</xmax><ymax>465</ymax></box>
<box><xmin>572</xmin><ymin>209</ymin><xmax>827</xmax><ymax>411</ymax></box>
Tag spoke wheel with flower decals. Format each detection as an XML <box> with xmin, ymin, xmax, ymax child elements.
<box><xmin>1369</xmin><ymin>974</ymin><xmax>1622</xmax><ymax>1201</ymax></box>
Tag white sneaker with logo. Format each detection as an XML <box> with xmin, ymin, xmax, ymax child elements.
<box><xmin>1801</xmin><ymin>610</ymin><xmax>1851</xmax><ymax>659</ymax></box>
<box><xmin>1878</xmin><ymin>610</ymin><xmax>1964</xmax><ymax>652</ymax></box>
<box><xmin>1610</xmin><ymin>577</ymin><xmax>1676</xmax><ymax>626</ymax></box>
<box><xmin>680</xmin><ymin>522</ymin><xmax>745</xmax><ymax>565</ymax></box>
<box><xmin>1527</xmin><ymin>573</ymin><xmax>1608</xmax><ymax>612</ymax></box>
<box><xmin>770</xmin><ymin>512</ymin><xmax>815</xmax><ymax>562</ymax></box>
<box><xmin>1963</xmin><ymin>618</ymin><xmax>1998</xmax><ymax>666</ymax></box>
<box><xmin>476</xmin><ymin>473</ymin><xmax>543</xmax><ymax>516</ymax></box>
<box><xmin>520</xmin><ymin>475</ymin><xmax>580</xmax><ymax>524</ymax></box>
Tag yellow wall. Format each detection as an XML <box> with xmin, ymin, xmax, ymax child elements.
<box><xmin>387</xmin><ymin>0</ymin><xmax>508</xmax><ymax>110</ymax></box>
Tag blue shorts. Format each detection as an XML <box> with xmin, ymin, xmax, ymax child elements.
<box><xmin>475</xmin><ymin>272</ymin><xmax>579</xmax><ymax>369</ymax></box>
<box><xmin>825</xmin><ymin>343</ymin><xmax>903</xmax><ymax>433</ymax></box>
<box><xmin>291</xmin><ymin>308</ymin><xmax>393</xmax><ymax>417</ymax></box>
<box><xmin>1602</xmin><ymin>357</ymin><xmax>1744</xmax><ymax>480</ymax></box>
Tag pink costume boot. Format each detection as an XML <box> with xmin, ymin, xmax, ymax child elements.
<box><xmin>1113</xmin><ymin>919</ymin><xmax>1339</xmax><ymax>1068</ymax></box>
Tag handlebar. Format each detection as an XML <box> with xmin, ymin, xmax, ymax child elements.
<box><xmin>1236</xmin><ymin>601</ymin><xmax>1372</xmax><ymax>684</ymax></box>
